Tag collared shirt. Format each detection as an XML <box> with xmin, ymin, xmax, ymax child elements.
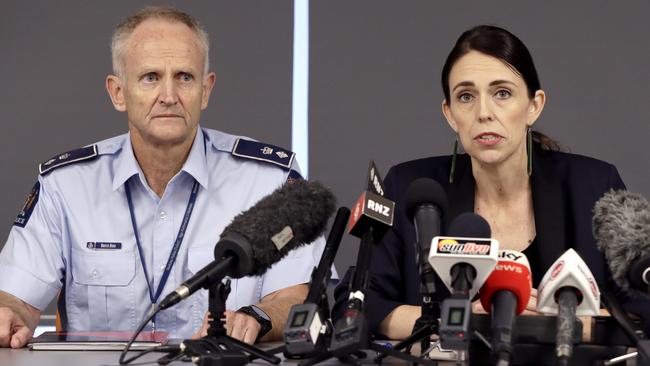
<box><xmin>0</xmin><ymin>127</ymin><xmax>326</xmax><ymax>338</ymax></box>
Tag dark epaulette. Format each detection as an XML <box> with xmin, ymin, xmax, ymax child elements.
<box><xmin>231</xmin><ymin>138</ymin><xmax>296</xmax><ymax>170</ymax></box>
<box><xmin>39</xmin><ymin>145</ymin><xmax>99</xmax><ymax>176</ymax></box>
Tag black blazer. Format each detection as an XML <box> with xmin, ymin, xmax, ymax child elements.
<box><xmin>333</xmin><ymin>144</ymin><xmax>650</xmax><ymax>337</ymax></box>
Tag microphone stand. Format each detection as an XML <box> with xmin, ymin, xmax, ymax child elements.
<box><xmin>175</xmin><ymin>280</ymin><xmax>281</xmax><ymax>366</ymax></box>
<box><xmin>392</xmin><ymin>297</ymin><xmax>441</xmax><ymax>356</ymax></box>
<box><xmin>600</xmin><ymin>288</ymin><xmax>650</xmax><ymax>366</ymax></box>
<box><xmin>384</xmin><ymin>195</ymin><xmax>444</xmax><ymax>361</ymax></box>
<box><xmin>302</xmin><ymin>228</ymin><xmax>438</xmax><ymax>366</ymax></box>
<box><xmin>375</xmin><ymin>289</ymin><xmax>441</xmax><ymax>363</ymax></box>
<box><xmin>264</xmin><ymin>271</ymin><xmax>333</xmax><ymax>360</ymax></box>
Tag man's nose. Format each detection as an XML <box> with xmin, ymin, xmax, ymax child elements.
<box><xmin>158</xmin><ymin>77</ymin><xmax>179</xmax><ymax>105</ymax></box>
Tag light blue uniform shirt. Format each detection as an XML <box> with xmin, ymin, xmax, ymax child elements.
<box><xmin>0</xmin><ymin>127</ymin><xmax>326</xmax><ymax>338</ymax></box>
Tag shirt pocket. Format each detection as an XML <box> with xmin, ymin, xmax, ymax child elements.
<box><xmin>187</xmin><ymin>245</ymin><xmax>215</xmax><ymax>276</ymax></box>
<box><xmin>186</xmin><ymin>245</ymin><xmax>238</xmax><ymax>317</ymax></box>
<box><xmin>70</xmin><ymin>248</ymin><xmax>136</xmax><ymax>331</ymax></box>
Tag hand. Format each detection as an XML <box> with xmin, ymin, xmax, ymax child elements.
<box><xmin>192</xmin><ymin>310</ymin><xmax>261</xmax><ymax>345</ymax></box>
<box><xmin>225</xmin><ymin>310</ymin><xmax>261</xmax><ymax>344</ymax></box>
<box><xmin>471</xmin><ymin>299</ymin><xmax>488</xmax><ymax>314</ymax></box>
<box><xmin>0</xmin><ymin>306</ymin><xmax>33</xmax><ymax>348</ymax></box>
<box><xmin>521</xmin><ymin>288</ymin><xmax>541</xmax><ymax>315</ymax></box>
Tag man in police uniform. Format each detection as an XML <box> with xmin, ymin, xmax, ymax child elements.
<box><xmin>0</xmin><ymin>6</ymin><xmax>323</xmax><ymax>348</ymax></box>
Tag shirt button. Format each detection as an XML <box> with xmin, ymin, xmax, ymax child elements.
<box><xmin>160</xmin><ymin>264</ymin><xmax>166</xmax><ymax>271</ymax></box>
<box><xmin>91</xmin><ymin>269</ymin><xmax>98</xmax><ymax>278</ymax></box>
<box><xmin>159</xmin><ymin>211</ymin><xmax>167</xmax><ymax>220</ymax></box>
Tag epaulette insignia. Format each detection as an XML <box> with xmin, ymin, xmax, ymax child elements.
<box><xmin>232</xmin><ymin>138</ymin><xmax>295</xmax><ymax>170</ymax></box>
<box><xmin>39</xmin><ymin>145</ymin><xmax>99</xmax><ymax>176</ymax></box>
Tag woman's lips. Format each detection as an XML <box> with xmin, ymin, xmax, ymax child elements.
<box><xmin>474</xmin><ymin>133</ymin><xmax>503</xmax><ymax>146</ymax></box>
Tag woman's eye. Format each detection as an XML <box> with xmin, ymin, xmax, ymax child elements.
<box><xmin>496</xmin><ymin>89</ymin><xmax>511</xmax><ymax>99</ymax></box>
<box><xmin>458</xmin><ymin>93</ymin><xmax>473</xmax><ymax>103</ymax></box>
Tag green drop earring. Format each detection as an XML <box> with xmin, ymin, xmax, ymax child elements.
<box><xmin>527</xmin><ymin>127</ymin><xmax>532</xmax><ymax>176</ymax></box>
<box><xmin>449</xmin><ymin>135</ymin><xmax>458</xmax><ymax>183</ymax></box>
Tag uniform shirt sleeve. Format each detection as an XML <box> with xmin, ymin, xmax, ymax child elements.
<box><xmin>0</xmin><ymin>176</ymin><xmax>65</xmax><ymax>310</ymax></box>
<box><xmin>260</xmin><ymin>236</ymin><xmax>327</xmax><ymax>297</ymax></box>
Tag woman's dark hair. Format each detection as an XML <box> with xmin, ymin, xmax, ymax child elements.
<box><xmin>442</xmin><ymin>25</ymin><xmax>559</xmax><ymax>150</ymax></box>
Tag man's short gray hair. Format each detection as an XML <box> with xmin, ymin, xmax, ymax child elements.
<box><xmin>111</xmin><ymin>6</ymin><xmax>210</xmax><ymax>78</ymax></box>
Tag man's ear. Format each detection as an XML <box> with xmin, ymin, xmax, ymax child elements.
<box><xmin>106</xmin><ymin>75</ymin><xmax>126</xmax><ymax>112</ymax></box>
<box><xmin>201</xmin><ymin>72</ymin><xmax>217</xmax><ymax>110</ymax></box>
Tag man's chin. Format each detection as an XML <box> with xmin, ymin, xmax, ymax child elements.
<box><xmin>140</xmin><ymin>128</ymin><xmax>197</xmax><ymax>148</ymax></box>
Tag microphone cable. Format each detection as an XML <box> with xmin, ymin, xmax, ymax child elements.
<box><xmin>118</xmin><ymin>305</ymin><xmax>181</xmax><ymax>365</ymax></box>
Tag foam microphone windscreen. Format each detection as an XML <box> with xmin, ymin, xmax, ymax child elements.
<box><xmin>404</xmin><ymin>178</ymin><xmax>448</xmax><ymax>220</ymax></box>
<box><xmin>593</xmin><ymin>189</ymin><xmax>650</xmax><ymax>294</ymax></box>
<box><xmin>218</xmin><ymin>179</ymin><xmax>336</xmax><ymax>276</ymax></box>
<box><xmin>448</xmin><ymin>212</ymin><xmax>492</xmax><ymax>238</ymax></box>
<box><xmin>480</xmin><ymin>252</ymin><xmax>532</xmax><ymax>314</ymax></box>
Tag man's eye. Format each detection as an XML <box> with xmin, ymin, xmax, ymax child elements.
<box><xmin>179</xmin><ymin>73</ymin><xmax>193</xmax><ymax>82</ymax></box>
<box><xmin>143</xmin><ymin>73</ymin><xmax>158</xmax><ymax>82</ymax></box>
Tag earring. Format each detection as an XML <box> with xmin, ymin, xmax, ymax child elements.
<box><xmin>527</xmin><ymin>127</ymin><xmax>532</xmax><ymax>176</ymax></box>
<box><xmin>449</xmin><ymin>136</ymin><xmax>458</xmax><ymax>183</ymax></box>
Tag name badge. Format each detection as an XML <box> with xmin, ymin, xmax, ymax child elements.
<box><xmin>87</xmin><ymin>242</ymin><xmax>122</xmax><ymax>250</ymax></box>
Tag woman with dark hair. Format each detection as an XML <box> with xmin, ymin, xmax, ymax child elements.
<box><xmin>333</xmin><ymin>25</ymin><xmax>648</xmax><ymax>340</ymax></box>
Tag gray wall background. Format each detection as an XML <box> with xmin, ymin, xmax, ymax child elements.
<box><xmin>2</xmin><ymin>1</ymin><xmax>649</xmax><ymax>315</ymax></box>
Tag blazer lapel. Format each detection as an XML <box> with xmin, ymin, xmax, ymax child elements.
<box><xmin>531</xmin><ymin>146</ymin><xmax>567</xmax><ymax>274</ymax></box>
<box><xmin>445</xmin><ymin>147</ymin><xmax>567</xmax><ymax>276</ymax></box>
<box><xmin>445</xmin><ymin>153</ymin><xmax>475</xmax><ymax>231</ymax></box>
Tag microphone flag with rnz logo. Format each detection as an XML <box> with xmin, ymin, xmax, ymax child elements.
<box><xmin>536</xmin><ymin>248</ymin><xmax>600</xmax><ymax>316</ymax></box>
<box><xmin>366</xmin><ymin>160</ymin><xmax>386</xmax><ymax>197</ymax></box>
<box><xmin>428</xmin><ymin>233</ymin><xmax>498</xmax><ymax>299</ymax></box>
<box><xmin>347</xmin><ymin>161</ymin><xmax>394</xmax><ymax>240</ymax></box>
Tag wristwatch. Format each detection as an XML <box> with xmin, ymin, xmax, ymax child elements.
<box><xmin>237</xmin><ymin>305</ymin><xmax>272</xmax><ymax>340</ymax></box>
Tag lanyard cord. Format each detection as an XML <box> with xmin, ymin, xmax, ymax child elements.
<box><xmin>125</xmin><ymin>178</ymin><xmax>200</xmax><ymax>326</ymax></box>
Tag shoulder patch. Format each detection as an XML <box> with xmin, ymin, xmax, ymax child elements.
<box><xmin>231</xmin><ymin>138</ymin><xmax>295</xmax><ymax>170</ymax></box>
<box><xmin>287</xmin><ymin>169</ymin><xmax>303</xmax><ymax>184</ymax></box>
<box><xmin>14</xmin><ymin>181</ymin><xmax>40</xmax><ymax>228</ymax></box>
<box><xmin>39</xmin><ymin>145</ymin><xmax>98</xmax><ymax>176</ymax></box>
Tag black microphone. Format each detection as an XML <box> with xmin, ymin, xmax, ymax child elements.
<box><xmin>284</xmin><ymin>206</ymin><xmax>350</xmax><ymax>355</ymax></box>
<box><xmin>593</xmin><ymin>190</ymin><xmax>650</xmax><ymax>295</ymax></box>
<box><xmin>305</xmin><ymin>206</ymin><xmax>351</xmax><ymax>304</ymax></box>
<box><xmin>330</xmin><ymin>161</ymin><xmax>394</xmax><ymax>356</ymax></box>
<box><xmin>346</xmin><ymin>161</ymin><xmax>395</xmax><ymax>293</ymax></box>
<box><xmin>398</xmin><ymin>178</ymin><xmax>447</xmax><ymax>356</ymax></box>
<box><xmin>405</xmin><ymin>178</ymin><xmax>447</xmax><ymax>295</ymax></box>
<box><xmin>158</xmin><ymin>179</ymin><xmax>336</xmax><ymax>310</ymax></box>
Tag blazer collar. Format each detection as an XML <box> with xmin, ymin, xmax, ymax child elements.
<box><xmin>445</xmin><ymin>145</ymin><xmax>567</xmax><ymax>271</ymax></box>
